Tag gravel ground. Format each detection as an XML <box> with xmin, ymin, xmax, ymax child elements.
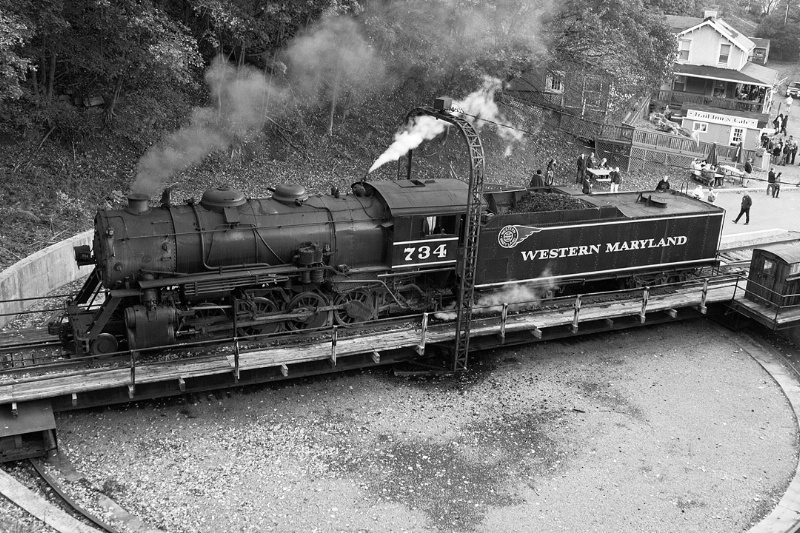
<box><xmin>0</xmin><ymin>319</ymin><xmax>785</xmax><ymax>533</ymax></box>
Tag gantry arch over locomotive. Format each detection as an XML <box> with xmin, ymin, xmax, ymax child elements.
<box><xmin>54</xmin><ymin>111</ymin><xmax>724</xmax><ymax>357</ymax></box>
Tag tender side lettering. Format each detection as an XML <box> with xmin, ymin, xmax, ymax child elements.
<box><xmin>521</xmin><ymin>236</ymin><xmax>687</xmax><ymax>261</ymax></box>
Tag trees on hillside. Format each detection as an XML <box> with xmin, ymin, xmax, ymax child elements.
<box><xmin>0</xmin><ymin>0</ymin><xmax>678</xmax><ymax>145</ymax></box>
<box><xmin>544</xmin><ymin>0</ymin><xmax>676</xmax><ymax>112</ymax></box>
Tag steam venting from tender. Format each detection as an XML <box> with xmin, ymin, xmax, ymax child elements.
<box><xmin>368</xmin><ymin>76</ymin><xmax>525</xmax><ymax>174</ymax></box>
<box><xmin>131</xmin><ymin>16</ymin><xmax>385</xmax><ymax>198</ymax></box>
<box><xmin>433</xmin><ymin>277</ymin><xmax>558</xmax><ymax>321</ymax></box>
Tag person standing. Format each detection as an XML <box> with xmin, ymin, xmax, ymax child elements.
<box><xmin>582</xmin><ymin>174</ymin><xmax>593</xmax><ymax>195</ymax></box>
<box><xmin>782</xmin><ymin>140</ymin><xmax>791</xmax><ymax>165</ymax></box>
<box><xmin>733</xmin><ymin>193</ymin><xmax>752</xmax><ymax>225</ymax></box>
<box><xmin>773</xmin><ymin>172</ymin><xmax>782</xmax><ymax>198</ymax></box>
<box><xmin>790</xmin><ymin>136</ymin><xmax>798</xmax><ymax>164</ymax></box>
<box><xmin>576</xmin><ymin>154</ymin><xmax>586</xmax><ymax>184</ymax></box>
<box><xmin>529</xmin><ymin>169</ymin><xmax>545</xmax><ymax>188</ymax></box>
<box><xmin>743</xmin><ymin>158</ymin><xmax>753</xmax><ymax>187</ymax></box>
<box><xmin>773</xmin><ymin>140</ymin><xmax>783</xmax><ymax>165</ymax></box>
<box><xmin>767</xmin><ymin>168</ymin><xmax>777</xmax><ymax>196</ymax></box>
<box><xmin>609</xmin><ymin>167</ymin><xmax>622</xmax><ymax>193</ymax></box>
<box><xmin>545</xmin><ymin>159</ymin><xmax>556</xmax><ymax>186</ymax></box>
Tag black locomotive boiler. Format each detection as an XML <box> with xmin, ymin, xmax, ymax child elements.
<box><xmin>53</xmin><ymin>179</ymin><xmax>724</xmax><ymax>356</ymax></box>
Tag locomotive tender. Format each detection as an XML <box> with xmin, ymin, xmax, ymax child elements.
<box><xmin>54</xmin><ymin>179</ymin><xmax>724</xmax><ymax>356</ymax></box>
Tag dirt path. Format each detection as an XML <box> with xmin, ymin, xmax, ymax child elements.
<box><xmin>48</xmin><ymin>320</ymin><xmax>798</xmax><ymax>533</ymax></box>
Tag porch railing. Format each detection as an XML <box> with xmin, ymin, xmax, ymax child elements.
<box><xmin>655</xmin><ymin>90</ymin><xmax>764</xmax><ymax>114</ymax></box>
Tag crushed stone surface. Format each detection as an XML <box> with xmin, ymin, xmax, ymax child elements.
<box><xmin>3</xmin><ymin>320</ymin><xmax>798</xmax><ymax>533</ymax></box>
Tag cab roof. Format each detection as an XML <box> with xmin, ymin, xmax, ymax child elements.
<box><xmin>365</xmin><ymin>178</ymin><xmax>482</xmax><ymax>216</ymax></box>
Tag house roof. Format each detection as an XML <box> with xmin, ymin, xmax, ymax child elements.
<box><xmin>749</xmin><ymin>37</ymin><xmax>770</xmax><ymax>50</ymax></box>
<box><xmin>665</xmin><ymin>15</ymin><xmax>754</xmax><ymax>55</ymax></box>
<box><xmin>673</xmin><ymin>63</ymin><xmax>778</xmax><ymax>87</ymax></box>
<box><xmin>665</xmin><ymin>16</ymin><xmax>703</xmax><ymax>32</ymax></box>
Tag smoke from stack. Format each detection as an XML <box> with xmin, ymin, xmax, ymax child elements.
<box><xmin>368</xmin><ymin>76</ymin><xmax>525</xmax><ymax>174</ymax></box>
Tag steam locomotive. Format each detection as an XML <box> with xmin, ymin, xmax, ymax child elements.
<box><xmin>51</xmin><ymin>179</ymin><xmax>725</xmax><ymax>356</ymax></box>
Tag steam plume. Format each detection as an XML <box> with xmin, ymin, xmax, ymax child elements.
<box><xmin>368</xmin><ymin>76</ymin><xmax>524</xmax><ymax>174</ymax></box>
<box><xmin>132</xmin><ymin>57</ymin><xmax>284</xmax><ymax>197</ymax></box>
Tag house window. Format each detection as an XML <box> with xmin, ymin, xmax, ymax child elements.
<box><xmin>718</xmin><ymin>43</ymin><xmax>731</xmax><ymax>64</ymax></box>
<box><xmin>730</xmin><ymin>127</ymin><xmax>744</xmax><ymax>146</ymax></box>
<box><xmin>545</xmin><ymin>71</ymin><xmax>564</xmax><ymax>93</ymax></box>
<box><xmin>678</xmin><ymin>39</ymin><xmax>691</xmax><ymax>61</ymax></box>
<box><xmin>693</xmin><ymin>122</ymin><xmax>708</xmax><ymax>133</ymax></box>
<box><xmin>673</xmin><ymin>75</ymin><xmax>687</xmax><ymax>92</ymax></box>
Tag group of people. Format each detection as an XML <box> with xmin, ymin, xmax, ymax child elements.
<box><xmin>573</xmin><ymin>152</ymin><xmax>621</xmax><ymax>194</ymax></box>
<box><xmin>761</xmin><ymin>134</ymin><xmax>798</xmax><ymax>166</ymax></box>
<box><xmin>529</xmin><ymin>158</ymin><xmax>557</xmax><ymax>188</ymax></box>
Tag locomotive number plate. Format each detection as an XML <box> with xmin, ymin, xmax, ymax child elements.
<box><xmin>392</xmin><ymin>237</ymin><xmax>458</xmax><ymax>268</ymax></box>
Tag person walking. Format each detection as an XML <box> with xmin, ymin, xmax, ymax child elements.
<box><xmin>733</xmin><ymin>193</ymin><xmax>752</xmax><ymax>225</ymax></box>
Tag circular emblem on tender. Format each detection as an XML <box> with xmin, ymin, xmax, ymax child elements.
<box><xmin>498</xmin><ymin>225</ymin><xmax>519</xmax><ymax>248</ymax></box>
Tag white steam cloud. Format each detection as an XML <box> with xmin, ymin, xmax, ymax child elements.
<box><xmin>368</xmin><ymin>76</ymin><xmax>524</xmax><ymax>174</ymax></box>
<box><xmin>434</xmin><ymin>278</ymin><xmax>557</xmax><ymax>321</ymax></box>
<box><xmin>132</xmin><ymin>57</ymin><xmax>285</xmax><ymax>196</ymax></box>
<box><xmin>131</xmin><ymin>16</ymin><xmax>387</xmax><ymax>197</ymax></box>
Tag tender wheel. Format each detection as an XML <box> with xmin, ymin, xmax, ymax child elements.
<box><xmin>334</xmin><ymin>289</ymin><xmax>375</xmax><ymax>326</ymax></box>
<box><xmin>287</xmin><ymin>292</ymin><xmax>330</xmax><ymax>331</ymax></box>
<box><xmin>90</xmin><ymin>333</ymin><xmax>118</xmax><ymax>355</ymax></box>
<box><xmin>244</xmin><ymin>297</ymin><xmax>281</xmax><ymax>335</ymax></box>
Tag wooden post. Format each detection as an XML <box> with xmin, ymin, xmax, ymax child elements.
<box><xmin>498</xmin><ymin>303</ymin><xmax>508</xmax><ymax>343</ymax></box>
<box><xmin>416</xmin><ymin>313</ymin><xmax>428</xmax><ymax>355</ymax></box>
<box><xmin>330</xmin><ymin>326</ymin><xmax>337</xmax><ymax>365</ymax></box>
<box><xmin>233</xmin><ymin>339</ymin><xmax>240</xmax><ymax>382</ymax></box>
<box><xmin>129</xmin><ymin>351</ymin><xmax>136</xmax><ymax>399</ymax></box>
<box><xmin>699</xmin><ymin>279</ymin><xmax>708</xmax><ymax>314</ymax></box>
<box><xmin>640</xmin><ymin>287</ymin><xmax>649</xmax><ymax>323</ymax></box>
<box><xmin>571</xmin><ymin>294</ymin><xmax>582</xmax><ymax>333</ymax></box>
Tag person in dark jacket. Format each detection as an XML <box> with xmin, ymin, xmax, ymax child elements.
<box><xmin>655</xmin><ymin>176</ymin><xmax>670</xmax><ymax>191</ymax></box>
<box><xmin>576</xmin><ymin>154</ymin><xmax>586</xmax><ymax>184</ymax></box>
<box><xmin>733</xmin><ymin>193</ymin><xmax>752</xmax><ymax>224</ymax></box>
<box><xmin>743</xmin><ymin>158</ymin><xmax>753</xmax><ymax>187</ymax></box>
<box><xmin>767</xmin><ymin>168</ymin><xmax>777</xmax><ymax>196</ymax></box>
<box><xmin>529</xmin><ymin>169</ymin><xmax>545</xmax><ymax>188</ymax></box>
<box><xmin>581</xmin><ymin>174</ymin><xmax>593</xmax><ymax>195</ymax></box>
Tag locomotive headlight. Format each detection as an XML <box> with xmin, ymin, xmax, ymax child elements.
<box><xmin>106</xmin><ymin>228</ymin><xmax>114</xmax><ymax>237</ymax></box>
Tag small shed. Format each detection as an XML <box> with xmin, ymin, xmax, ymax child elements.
<box><xmin>749</xmin><ymin>37</ymin><xmax>770</xmax><ymax>66</ymax></box>
<box><xmin>746</xmin><ymin>242</ymin><xmax>800</xmax><ymax>308</ymax></box>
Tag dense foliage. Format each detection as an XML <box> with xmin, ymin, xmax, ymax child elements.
<box><xmin>0</xmin><ymin>0</ymin><xmax>777</xmax><ymax>268</ymax></box>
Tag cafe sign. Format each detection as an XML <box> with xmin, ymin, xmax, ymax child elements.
<box><xmin>685</xmin><ymin>109</ymin><xmax>759</xmax><ymax>129</ymax></box>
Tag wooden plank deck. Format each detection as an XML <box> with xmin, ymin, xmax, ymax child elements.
<box><xmin>0</xmin><ymin>279</ymin><xmax>739</xmax><ymax>406</ymax></box>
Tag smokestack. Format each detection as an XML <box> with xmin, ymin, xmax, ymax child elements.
<box><xmin>126</xmin><ymin>193</ymin><xmax>151</xmax><ymax>214</ymax></box>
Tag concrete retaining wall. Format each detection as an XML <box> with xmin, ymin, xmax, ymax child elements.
<box><xmin>0</xmin><ymin>230</ymin><xmax>94</xmax><ymax>328</ymax></box>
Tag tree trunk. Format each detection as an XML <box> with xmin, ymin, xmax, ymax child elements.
<box><xmin>105</xmin><ymin>76</ymin><xmax>123</xmax><ymax>125</ymax></box>
<box><xmin>47</xmin><ymin>50</ymin><xmax>57</xmax><ymax>103</ymax></box>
